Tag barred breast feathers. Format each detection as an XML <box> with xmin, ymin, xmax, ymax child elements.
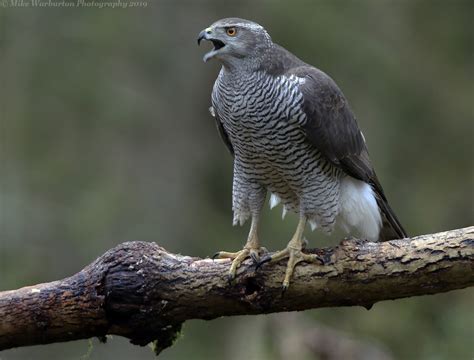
<box><xmin>213</xmin><ymin>67</ymin><xmax>343</xmax><ymax>234</ymax></box>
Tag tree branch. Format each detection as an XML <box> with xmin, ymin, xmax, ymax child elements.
<box><xmin>1</xmin><ymin>227</ymin><xmax>473</xmax><ymax>354</ymax></box>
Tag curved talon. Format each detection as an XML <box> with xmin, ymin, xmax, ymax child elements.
<box><xmin>255</xmin><ymin>255</ymin><xmax>272</xmax><ymax>270</ymax></box>
<box><xmin>315</xmin><ymin>253</ymin><xmax>325</xmax><ymax>265</ymax></box>
<box><xmin>250</xmin><ymin>251</ymin><xmax>260</xmax><ymax>264</ymax></box>
<box><xmin>256</xmin><ymin>246</ymin><xmax>323</xmax><ymax>288</ymax></box>
<box><xmin>212</xmin><ymin>252</ymin><xmax>221</xmax><ymax>260</ymax></box>
<box><xmin>213</xmin><ymin>246</ymin><xmax>267</xmax><ymax>283</ymax></box>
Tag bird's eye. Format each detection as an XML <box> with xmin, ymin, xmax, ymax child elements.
<box><xmin>226</xmin><ymin>27</ymin><xmax>237</xmax><ymax>36</ymax></box>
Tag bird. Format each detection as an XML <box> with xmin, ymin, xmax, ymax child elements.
<box><xmin>197</xmin><ymin>18</ymin><xmax>407</xmax><ymax>290</ymax></box>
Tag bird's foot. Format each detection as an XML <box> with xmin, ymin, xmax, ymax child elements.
<box><xmin>213</xmin><ymin>246</ymin><xmax>267</xmax><ymax>282</ymax></box>
<box><xmin>257</xmin><ymin>245</ymin><xmax>322</xmax><ymax>291</ymax></box>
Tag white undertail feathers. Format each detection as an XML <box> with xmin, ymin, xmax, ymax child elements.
<box><xmin>269</xmin><ymin>178</ymin><xmax>382</xmax><ymax>240</ymax></box>
<box><xmin>338</xmin><ymin>176</ymin><xmax>382</xmax><ymax>241</ymax></box>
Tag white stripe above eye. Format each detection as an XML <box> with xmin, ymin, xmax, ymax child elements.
<box><xmin>232</xmin><ymin>22</ymin><xmax>264</xmax><ymax>31</ymax></box>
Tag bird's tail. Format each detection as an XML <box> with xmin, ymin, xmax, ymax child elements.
<box><xmin>376</xmin><ymin>197</ymin><xmax>407</xmax><ymax>241</ymax></box>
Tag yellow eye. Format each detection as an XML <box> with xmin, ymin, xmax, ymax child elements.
<box><xmin>226</xmin><ymin>27</ymin><xmax>237</xmax><ymax>36</ymax></box>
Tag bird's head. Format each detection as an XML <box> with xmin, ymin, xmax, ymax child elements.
<box><xmin>197</xmin><ymin>18</ymin><xmax>272</xmax><ymax>67</ymax></box>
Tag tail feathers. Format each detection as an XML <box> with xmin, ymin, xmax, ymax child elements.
<box><xmin>376</xmin><ymin>197</ymin><xmax>407</xmax><ymax>241</ymax></box>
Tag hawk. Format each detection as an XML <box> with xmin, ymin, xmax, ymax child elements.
<box><xmin>198</xmin><ymin>18</ymin><xmax>407</xmax><ymax>289</ymax></box>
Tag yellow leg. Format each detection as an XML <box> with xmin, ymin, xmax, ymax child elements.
<box><xmin>213</xmin><ymin>215</ymin><xmax>266</xmax><ymax>281</ymax></box>
<box><xmin>258</xmin><ymin>217</ymin><xmax>321</xmax><ymax>290</ymax></box>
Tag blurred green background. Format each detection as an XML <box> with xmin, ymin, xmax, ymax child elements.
<box><xmin>1</xmin><ymin>0</ymin><xmax>473</xmax><ymax>359</ymax></box>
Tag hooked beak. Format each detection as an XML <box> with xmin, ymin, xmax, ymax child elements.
<box><xmin>197</xmin><ymin>30</ymin><xmax>208</xmax><ymax>46</ymax></box>
<box><xmin>197</xmin><ymin>27</ymin><xmax>226</xmax><ymax>62</ymax></box>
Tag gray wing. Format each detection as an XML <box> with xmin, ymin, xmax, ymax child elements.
<box><xmin>209</xmin><ymin>106</ymin><xmax>233</xmax><ymax>156</ymax></box>
<box><xmin>292</xmin><ymin>66</ymin><xmax>407</xmax><ymax>240</ymax></box>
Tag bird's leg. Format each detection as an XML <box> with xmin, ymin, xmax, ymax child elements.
<box><xmin>213</xmin><ymin>215</ymin><xmax>266</xmax><ymax>281</ymax></box>
<box><xmin>258</xmin><ymin>216</ymin><xmax>321</xmax><ymax>290</ymax></box>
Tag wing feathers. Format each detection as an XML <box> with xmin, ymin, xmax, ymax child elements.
<box><xmin>293</xmin><ymin>66</ymin><xmax>407</xmax><ymax>240</ymax></box>
<box><xmin>210</xmin><ymin>106</ymin><xmax>234</xmax><ymax>156</ymax></box>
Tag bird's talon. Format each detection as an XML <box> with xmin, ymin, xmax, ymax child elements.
<box><xmin>250</xmin><ymin>251</ymin><xmax>259</xmax><ymax>264</ymax></box>
<box><xmin>212</xmin><ymin>252</ymin><xmax>221</xmax><ymax>260</ymax></box>
<box><xmin>255</xmin><ymin>255</ymin><xmax>272</xmax><ymax>270</ymax></box>
<box><xmin>317</xmin><ymin>254</ymin><xmax>326</xmax><ymax>265</ymax></box>
<box><xmin>214</xmin><ymin>246</ymin><xmax>266</xmax><ymax>284</ymax></box>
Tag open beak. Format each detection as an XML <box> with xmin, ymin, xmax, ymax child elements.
<box><xmin>197</xmin><ymin>28</ymin><xmax>226</xmax><ymax>62</ymax></box>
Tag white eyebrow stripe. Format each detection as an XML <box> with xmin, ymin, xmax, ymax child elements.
<box><xmin>231</xmin><ymin>22</ymin><xmax>264</xmax><ymax>31</ymax></box>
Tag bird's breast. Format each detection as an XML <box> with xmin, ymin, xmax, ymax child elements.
<box><xmin>213</xmin><ymin>73</ymin><xmax>307</xmax><ymax>160</ymax></box>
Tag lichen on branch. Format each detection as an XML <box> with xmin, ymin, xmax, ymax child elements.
<box><xmin>0</xmin><ymin>226</ymin><xmax>473</xmax><ymax>355</ymax></box>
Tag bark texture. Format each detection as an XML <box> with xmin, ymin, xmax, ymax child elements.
<box><xmin>1</xmin><ymin>226</ymin><xmax>473</xmax><ymax>354</ymax></box>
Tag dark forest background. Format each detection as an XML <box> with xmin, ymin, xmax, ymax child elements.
<box><xmin>1</xmin><ymin>1</ymin><xmax>473</xmax><ymax>359</ymax></box>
